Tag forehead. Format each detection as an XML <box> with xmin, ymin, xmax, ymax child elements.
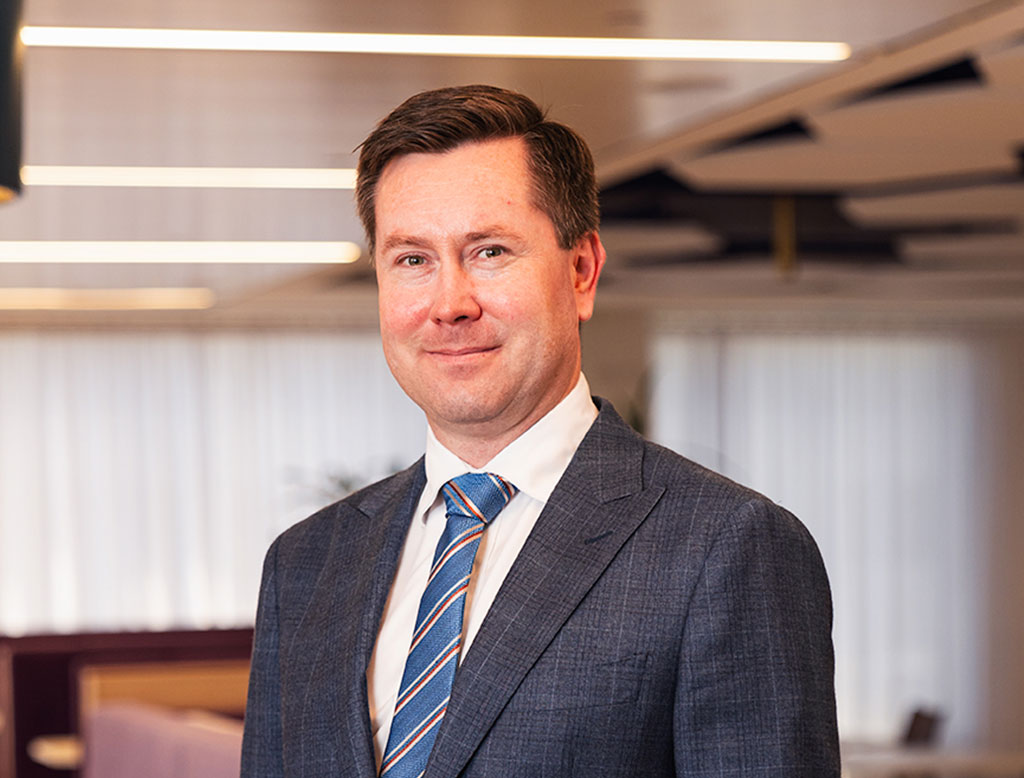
<box><xmin>374</xmin><ymin>137</ymin><xmax>548</xmax><ymax>240</ymax></box>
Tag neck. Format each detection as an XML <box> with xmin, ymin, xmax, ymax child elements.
<box><xmin>430</xmin><ymin>409</ymin><xmax>546</xmax><ymax>468</ymax></box>
<box><xmin>430</xmin><ymin>375</ymin><xmax>580</xmax><ymax>468</ymax></box>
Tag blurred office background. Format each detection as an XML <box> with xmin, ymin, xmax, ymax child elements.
<box><xmin>2</xmin><ymin>0</ymin><xmax>1023</xmax><ymax>774</ymax></box>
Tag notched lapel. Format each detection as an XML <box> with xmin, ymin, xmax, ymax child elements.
<box><xmin>426</xmin><ymin>403</ymin><xmax>663</xmax><ymax>778</ymax></box>
<box><xmin>290</xmin><ymin>461</ymin><xmax>425</xmax><ymax>778</ymax></box>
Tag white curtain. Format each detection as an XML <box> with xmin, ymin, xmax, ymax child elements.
<box><xmin>649</xmin><ymin>329</ymin><xmax>984</xmax><ymax>745</ymax></box>
<box><xmin>0</xmin><ymin>331</ymin><xmax>424</xmax><ymax>636</ymax></box>
<box><xmin>0</xmin><ymin>325</ymin><xmax>994</xmax><ymax>745</ymax></box>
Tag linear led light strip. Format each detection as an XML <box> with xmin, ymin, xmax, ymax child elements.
<box><xmin>0</xmin><ymin>241</ymin><xmax>362</xmax><ymax>263</ymax></box>
<box><xmin>21</xmin><ymin>166</ymin><xmax>357</xmax><ymax>189</ymax></box>
<box><xmin>0</xmin><ymin>287</ymin><xmax>215</xmax><ymax>310</ymax></box>
<box><xmin>19</xmin><ymin>27</ymin><xmax>852</xmax><ymax>62</ymax></box>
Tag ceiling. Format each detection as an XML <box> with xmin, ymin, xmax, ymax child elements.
<box><xmin>1</xmin><ymin>0</ymin><xmax>1021</xmax><ymax>327</ymax></box>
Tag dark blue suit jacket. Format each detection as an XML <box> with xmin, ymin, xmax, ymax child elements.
<box><xmin>241</xmin><ymin>399</ymin><xmax>839</xmax><ymax>777</ymax></box>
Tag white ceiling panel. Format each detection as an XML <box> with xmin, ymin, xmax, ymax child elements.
<box><xmin>901</xmin><ymin>232</ymin><xmax>1024</xmax><ymax>261</ymax></box>
<box><xmin>673</xmin><ymin>137</ymin><xmax>1016</xmax><ymax>189</ymax></box>
<box><xmin>0</xmin><ymin>261</ymin><xmax>327</xmax><ymax>297</ymax></box>
<box><xmin>807</xmin><ymin>86</ymin><xmax>1024</xmax><ymax>143</ymax></box>
<box><xmin>977</xmin><ymin>39</ymin><xmax>1024</xmax><ymax>86</ymax></box>
<box><xmin>0</xmin><ymin>187</ymin><xmax>364</xmax><ymax>242</ymax></box>
<box><xmin>844</xmin><ymin>183</ymin><xmax>1024</xmax><ymax>225</ymax></box>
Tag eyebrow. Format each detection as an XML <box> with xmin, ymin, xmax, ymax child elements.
<box><xmin>379</xmin><ymin>233</ymin><xmax>432</xmax><ymax>253</ymax></box>
<box><xmin>464</xmin><ymin>226</ymin><xmax>524</xmax><ymax>243</ymax></box>
<box><xmin>379</xmin><ymin>226</ymin><xmax>525</xmax><ymax>253</ymax></box>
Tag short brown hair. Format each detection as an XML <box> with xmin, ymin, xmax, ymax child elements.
<box><xmin>356</xmin><ymin>84</ymin><xmax>599</xmax><ymax>255</ymax></box>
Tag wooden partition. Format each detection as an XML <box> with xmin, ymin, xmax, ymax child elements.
<box><xmin>0</xmin><ymin>629</ymin><xmax>252</xmax><ymax>778</ymax></box>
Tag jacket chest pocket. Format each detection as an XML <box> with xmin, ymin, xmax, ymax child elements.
<box><xmin>509</xmin><ymin>651</ymin><xmax>650</xmax><ymax>712</ymax></box>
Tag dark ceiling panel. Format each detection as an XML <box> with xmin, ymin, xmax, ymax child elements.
<box><xmin>599</xmin><ymin>167</ymin><xmax>1014</xmax><ymax>266</ymax></box>
<box><xmin>704</xmin><ymin>117</ymin><xmax>815</xmax><ymax>155</ymax></box>
<box><xmin>853</xmin><ymin>57</ymin><xmax>984</xmax><ymax>103</ymax></box>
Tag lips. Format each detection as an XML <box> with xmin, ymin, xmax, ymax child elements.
<box><xmin>428</xmin><ymin>346</ymin><xmax>497</xmax><ymax>357</ymax></box>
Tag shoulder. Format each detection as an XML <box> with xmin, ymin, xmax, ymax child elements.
<box><xmin>648</xmin><ymin>436</ymin><xmax>822</xmax><ymax>560</ymax></box>
<box><xmin>590</xmin><ymin>395</ymin><xmax>765</xmax><ymax>507</ymax></box>
<box><xmin>591</xmin><ymin>397</ymin><xmax>818</xmax><ymax>553</ymax></box>
<box><xmin>590</xmin><ymin>403</ymin><xmax>834</xmax><ymax>635</ymax></box>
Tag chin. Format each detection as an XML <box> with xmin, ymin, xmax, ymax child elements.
<box><xmin>422</xmin><ymin>390</ymin><xmax>509</xmax><ymax>428</ymax></box>
<box><xmin>432</xmin><ymin>401</ymin><xmax>502</xmax><ymax>428</ymax></box>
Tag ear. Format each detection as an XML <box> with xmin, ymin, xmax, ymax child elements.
<box><xmin>572</xmin><ymin>231</ymin><xmax>606</xmax><ymax>323</ymax></box>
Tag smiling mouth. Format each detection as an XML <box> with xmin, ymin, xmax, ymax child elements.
<box><xmin>428</xmin><ymin>346</ymin><xmax>498</xmax><ymax>357</ymax></box>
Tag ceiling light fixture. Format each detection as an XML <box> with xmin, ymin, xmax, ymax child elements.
<box><xmin>0</xmin><ymin>287</ymin><xmax>215</xmax><ymax>310</ymax></box>
<box><xmin>21</xmin><ymin>165</ymin><xmax>357</xmax><ymax>189</ymax></box>
<box><xmin>19</xmin><ymin>27</ymin><xmax>852</xmax><ymax>63</ymax></box>
<box><xmin>0</xmin><ymin>241</ymin><xmax>362</xmax><ymax>263</ymax></box>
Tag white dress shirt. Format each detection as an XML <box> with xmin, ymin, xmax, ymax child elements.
<box><xmin>366</xmin><ymin>373</ymin><xmax>599</xmax><ymax>766</ymax></box>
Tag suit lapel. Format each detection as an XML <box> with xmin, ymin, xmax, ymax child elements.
<box><xmin>295</xmin><ymin>461</ymin><xmax>425</xmax><ymax>778</ymax></box>
<box><xmin>426</xmin><ymin>403</ymin><xmax>664</xmax><ymax>778</ymax></box>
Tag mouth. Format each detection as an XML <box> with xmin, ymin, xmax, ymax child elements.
<box><xmin>426</xmin><ymin>345</ymin><xmax>499</xmax><ymax>362</ymax></box>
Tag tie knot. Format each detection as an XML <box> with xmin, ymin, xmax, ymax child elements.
<box><xmin>442</xmin><ymin>472</ymin><xmax>517</xmax><ymax>526</ymax></box>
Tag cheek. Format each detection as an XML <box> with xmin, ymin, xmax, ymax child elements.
<box><xmin>523</xmin><ymin>274</ymin><xmax>580</xmax><ymax>327</ymax></box>
<box><xmin>499</xmin><ymin>272</ymin><xmax>564</xmax><ymax>319</ymax></box>
<box><xmin>378</xmin><ymin>288</ymin><xmax>423</xmax><ymax>340</ymax></box>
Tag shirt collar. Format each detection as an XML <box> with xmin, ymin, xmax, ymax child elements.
<box><xmin>416</xmin><ymin>373</ymin><xmax>598</xmax><ymax>521</ymax></box>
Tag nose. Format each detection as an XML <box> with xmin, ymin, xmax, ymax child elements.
<box><xmin>430</xmin><ymin>261</ymin><xmax>482</xmax><ymax>324</ymax></box>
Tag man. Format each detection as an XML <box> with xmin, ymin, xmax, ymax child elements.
<box><xmin>241</xmin><ymin>84</ymin><xmax>839</xmax><ymax>777</ymax></box>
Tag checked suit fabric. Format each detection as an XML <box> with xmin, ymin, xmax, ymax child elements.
<box><xmin>379</xmin><ymin>472</ymin><xmax>517</xmax><ymax>778</ymax></box>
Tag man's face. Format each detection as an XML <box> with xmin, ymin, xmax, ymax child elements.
<box><xmin>374</xmin><ymin>136</ymin><xmax>603</xmax><ymax>456</ymax></box>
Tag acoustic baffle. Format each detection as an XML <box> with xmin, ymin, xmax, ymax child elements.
<box><xmin>0</xmin><ymin>0</ymin><xmax>23</xmax><ymax>202</ymax></box>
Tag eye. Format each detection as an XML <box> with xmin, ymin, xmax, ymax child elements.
<box><xmin>479</xmin><ymin>245</ymin><xmax>505</xmax><ymax>259</ymax></box>
<box><xmin>399</xmin><ymin>254</ymin><xmax>427</xmax><ymax>267</ymax></box>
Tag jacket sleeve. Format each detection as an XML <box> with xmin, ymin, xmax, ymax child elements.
<box><xmin>241</xmin><ymin>539</ymin><xmax>285</xmax><ymax>778</ymax></box>
<box><xmin>673</xmin><ymin>498</ymin><xmax>840</xmax><ymax>776</ymax></box>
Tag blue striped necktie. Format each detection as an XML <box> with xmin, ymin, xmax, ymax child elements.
<box><xmin>379</xmin><ymin>472</ymin><xmax>517</xmax><ymax>778</ymax></box>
